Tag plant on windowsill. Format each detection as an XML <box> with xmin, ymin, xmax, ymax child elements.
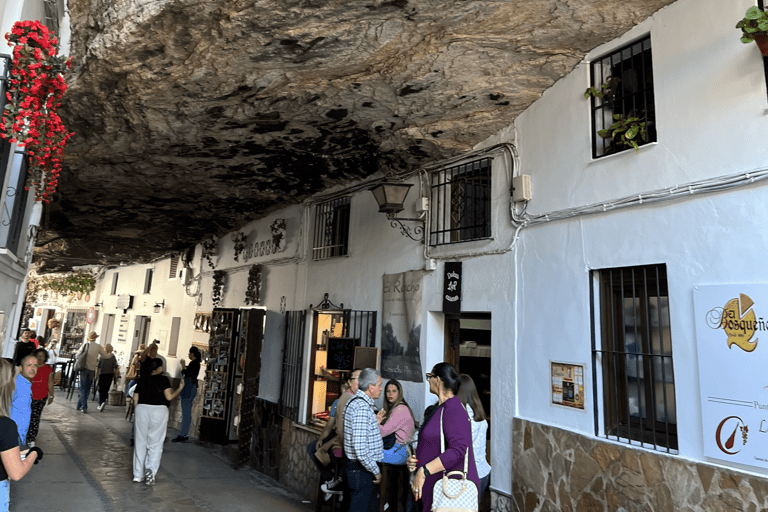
<box><xmin>211</xmin><ymin>270</ymin><xmax>225</xmax><ymax>308</ymax></box>
<box><xmin>598</xmin><ymin>113</ymin><xmax>649</xmax><ymax>154</ymax></box>
<box><xmin>737</xmin><ymin>6</ymin><xmax>768</xmax><ymax>56</ymax></box>
<box><xmin>583</xmin><ymin>76</ymin><xmax>621</xmax><ymax>103</ymax></box>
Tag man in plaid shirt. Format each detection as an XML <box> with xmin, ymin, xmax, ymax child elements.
<box><xmin>343</xmin><ymin>368</ymin><xmax>383</xmax><ymax>512</ymax></box>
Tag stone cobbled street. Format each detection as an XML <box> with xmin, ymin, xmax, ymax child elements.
<box><xmin>10</xmin><ymin>396</ymin><xmax>311</xmax><ymax>512</ymax></box>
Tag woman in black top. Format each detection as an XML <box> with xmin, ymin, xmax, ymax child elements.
<box><xmin>172</xmin><ymin>347</ymin><xmax>200</xmax><ymax>443</ymax></box>
<box><xmin>132</xmin><ymin>354</ymin><xmax>183</xmax><ymax>486</ymax></box>
<box><xmin>0</xmin><ymin>359</ymin><xmax>40</xmax><ymax>510</ymax></box>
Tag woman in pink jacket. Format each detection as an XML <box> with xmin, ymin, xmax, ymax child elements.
<box><xmin>376</xmin><ymin>379</ymin><xmax>414</xmax><ymax>464</ymax></box>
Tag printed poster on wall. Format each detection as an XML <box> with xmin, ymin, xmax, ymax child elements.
<box><xmin>694</xmin><ymin>284</ymin><xmax>768</xmax><ymax>470</ymax></box>
<box><xmin>381</xmin><ymin>271</ymin><xmax>424</xmax><ymax>383</ymax></box>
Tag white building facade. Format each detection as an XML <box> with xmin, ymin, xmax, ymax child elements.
<box><xmin>35</xmin><ymin>0</ymin><xmax>768</xmax><ymax>509</ymax></box>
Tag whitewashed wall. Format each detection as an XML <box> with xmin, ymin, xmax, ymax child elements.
<box><xmin>477</xmin><ymin>0</ymin><xmax>768</xmax><ymax>489</ymax></box>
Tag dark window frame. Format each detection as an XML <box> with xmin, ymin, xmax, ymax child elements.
<box><xmin>588</xmin><ymin>35</ymin><xmax>656</xmax><ymax>158</ymax></box>
<box><xmin>110</xmin><ymin>273</ymin><xmax>119</xmax><ymax>295</ymax></box>
<box><xmin>312</xmin><ymin>197</ymin><xmax>350</xmax><ymax>261</ymax></box>
<box><xmin>143</xmin><ymin>268</ymin><xmax>153</xmax><ymax>294</ymax></box>
<box><xmin>429</xmin><ymin>158</ymin><xmax>492</xmax><ymax>246</ymax></box>
<box><xmin>591</xmin><ymin>263</ymin><xmax>677</xmax><ymax>451</ymax></box>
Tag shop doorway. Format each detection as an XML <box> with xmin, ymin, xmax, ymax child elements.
<box><xmin>101</xmin><ymin>314</ymin><xmax>116</xmax><ymax>346</ymax></box>
<box><xmin>445</xmin><ymin>312</ymin><xmax>491</xmax><ymax>512</ymax></box>
<box><xmin>131</xmin><ymin>316</ymin><xmax>151</xmax><ymax>353</ymax></box>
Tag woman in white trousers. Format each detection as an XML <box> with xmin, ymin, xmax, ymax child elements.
<box><xmin>132</xmin><ymin>354</ymin><xmax>183</xmax><ymax>485</ymax></box>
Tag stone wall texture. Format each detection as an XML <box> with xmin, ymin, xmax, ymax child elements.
<box><xmin>512</xmin><ymin>418</ymin><xmax>768</xmax><ymax>512</ymax></box>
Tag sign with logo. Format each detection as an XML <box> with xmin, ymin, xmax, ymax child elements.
<box><xmin>694</xmin><ymin>285</ymin><xmax>768</xmax><ymax>469</ymax></box>
<box><xmin>443</xmin><ymin>262</ymin><xmax>462</xmax><ymax>314</ymax></box>
<box><xmin>381</xmin><ymin>271</ymin><xmax>424</xmax><ymax>382</ymax></box>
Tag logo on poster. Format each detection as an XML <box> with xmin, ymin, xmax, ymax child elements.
<box><xmin>706</xmin><ymin>293</ymin><xmax>764</xmax><ymax>352</ymax></box>
<box><xmin>715</xmin><ymin>416</ymin><xmax>748</xmax><ymax>455</ymax></box>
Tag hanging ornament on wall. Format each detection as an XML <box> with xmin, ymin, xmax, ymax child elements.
<box><xmin>245</xmin><ymin>265</ymin><xmax>261</xmax><ymax>305</ymax></box>
<box><xmin>202</xmin><ymin>237</ymin><xmax>218</xmax><ymax>269</ymax></box>
<box><xmin>212</xmin><ymin>270</ymin><xmax>225</xmax><ymax>308</ymax></box>
<box><xmin>232</xmin><ymin>232</ymin><xmax>247</xmax><ymax>262</ymax></box>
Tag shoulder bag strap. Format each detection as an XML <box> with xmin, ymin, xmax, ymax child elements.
<box><xmin>439</xmin><ymin>404</ymin><xmax>470</xmax><ymax>476</ymax></box>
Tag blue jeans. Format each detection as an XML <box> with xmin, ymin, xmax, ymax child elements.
<box><xmin>77</xmin><ymin>370</ymin><xmax>95</xmax><ymax>411</ymax></box>
<box><xmin>179</xmin><ymin>381</ymin><xmax>197</xmax><ymax>437</ymax></box>
<box><xmin>345</xmin><ymin>459</ymin><xmax>378</xmax><ymax>512</ymax></box>
<box><xmin>479</xmin><ymin>472</ymin><xmax>491</xmax><ymax>505</ymax></box>
<box><xmin>0</xmin><ymin>479</ymin><xmax>8</xmax><ymax>511</ymax></box>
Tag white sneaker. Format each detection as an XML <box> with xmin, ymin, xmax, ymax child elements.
<box><xmin>321</xmin><ymin>477</ymin><xmax>343</xmax><ymax>495</ymax></box>
<box><xmin>97</xmin><ymin>402</ymin><xmax>105</xmax><ymax>412</ymax></box>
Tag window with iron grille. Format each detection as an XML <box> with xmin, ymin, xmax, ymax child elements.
<box><xmin>592</xmin><ymin>264</ymin><xmax>677</xmax><ymax>451</ymax></box>
<box><xmin>588</xmin><ymin>36</ymin><xmax>656</xmax><ymax>158</ymax></box>
<box><xmin>143</xmin><ymin>269</ymin><xmax>153</xmax><ymax>294</ymax></box>
<box><xmin>429</xmin><ymin>158</ymin><xmax>492</xmax><ymax>246</ymax></box>
<box><xmin>168</xmin><ymin>255</ymin><xmax>179</xmax><ymax>279</ymax></box>
<box><xmin>110</xmin><ymin>273</ymin><xmax>119</xmax><ymax>295</ymax></box>
<box><xmin>280</xmin><ymin>311</ymin><xmax>306</xmax><ymax>422</ymax></box>
<box><xmin>312</xmin><ymin>197</ymin><xmax>350</xmax><ymax>260</ymax></box>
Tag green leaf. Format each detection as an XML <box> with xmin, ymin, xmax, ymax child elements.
<box><xmin>742</xmin><ymin>35</ymin><xmax>756</xmax><ymax>43</ymax></box>
<box><xmin>626</xmin><ymin>126</ymin><xmax>639</xmax><ymax>139</ymax></box>
<box><xmin>746</xmin><ymin>7</ymin><xmax>764</xmax><ymax>20</ymax></box>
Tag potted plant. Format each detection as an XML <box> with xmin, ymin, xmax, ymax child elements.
<box><xmin>598</xmin><ymin>113</ymin><xmax>649</xmax><ymax>153</ymax></box>
<box><xmin>737</xmin><ymin>6</ymin><xmax>768</xmax><ymax>56</ymax></box>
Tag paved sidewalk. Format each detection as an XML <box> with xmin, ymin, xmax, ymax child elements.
<box><xmin>10</xmin><ymin>395</ymin><xmax>312</xmax><ymax>512</ymax></box>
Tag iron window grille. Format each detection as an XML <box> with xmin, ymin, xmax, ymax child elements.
<box><xmin>588</xmin><ymin>35</ymin><xmax>656</xmax><ymax>158</ymax></box>
<box><xmin>312</xmin><ymin>197</ymin><xmax>350</xmax><ymax>260</ymax></box>
<box><xmin>430</xmin><ymin>158</ymin><xmax>492</xmax><ymax>246</ymax></box>
<box><xmin>280</xmin><ymin>310</ymin><xmax>306</xmax><ymax>422</ymax></box>
<box><xmin>168</xmin><ymin>255</ymin><xmax>179</xmax><ymax>279</ymax></box>
<box><xmin>591</xmin><ymin>264</ymin><xmax>677</xmax><ymax>451</ymax></box>
<box><xmin>143</xmin><ymin>269</ymin><xmax>153</xmax><ymax>294</ymax></box>
<box><xmin>110</xmin><ymin>273</ymin><xmax>119</xmax><ymax>295</ymax></box>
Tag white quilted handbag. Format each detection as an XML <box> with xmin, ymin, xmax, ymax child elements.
<box><xmin>431</xmin><ymin>409</ymin><xmax>479</xmax><ymax>512</ymax></box>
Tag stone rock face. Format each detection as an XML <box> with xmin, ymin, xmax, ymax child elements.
<box><xmin>37</xmin><ymin>0</ymin><xmax>676</xmax><ymax>270</ymax></box>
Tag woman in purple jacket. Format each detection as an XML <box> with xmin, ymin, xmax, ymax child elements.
<box><xmin>408</xmin><ymin>363</ymin><xmax>479</xmax><ymax>511</ymax></box>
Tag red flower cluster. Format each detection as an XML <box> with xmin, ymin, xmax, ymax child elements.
<box><xmin>0</xmin><ymin>20</ymin><xmax>74</xmax><ymax>202</ymax></box>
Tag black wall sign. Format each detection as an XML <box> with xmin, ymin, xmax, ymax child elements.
<box><xmin>326</xmin><ymin>337</ymin><xmax>357</xmax><ymax>371</ymax></box>
<box><xmin>443</xmin><ymin>262</ymin><xmax>462</xmax><ymax>314</ymax></box>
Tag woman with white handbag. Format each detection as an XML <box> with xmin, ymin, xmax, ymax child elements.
<box><xmin>407</xmin><ymin>363</ymin><xmax>479</xmax><ymax>512</ymax></box>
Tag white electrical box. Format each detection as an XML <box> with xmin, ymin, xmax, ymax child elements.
<box><xmin>180</xmin><ymin>268</ymin><xmax>193</xmax><ymax>285</ymax></box>
<box><xmin>512</xmin><ymin>174</ymin><xmax>532</xmax><ymax>202</ymax></box>
<box><xmin>418</xmin><ymin>197</ymin><xmax>430</xmax><ymax>212</ymax></box>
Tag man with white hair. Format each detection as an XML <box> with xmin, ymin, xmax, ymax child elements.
<box><xmin>343</xmin><ymin>367</ymin><xmax>383</xmax><ymax>512</ymax></box>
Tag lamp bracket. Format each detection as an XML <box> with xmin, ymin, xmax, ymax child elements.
<box><xmin>385</xmin><ymin>213</ymin><xmax>425</xmax><ymax>242</ymax></box>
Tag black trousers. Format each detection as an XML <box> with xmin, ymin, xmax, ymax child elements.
<box><xmin>97</xmin><ymin>373</ymin><xmax>113</xmax><ymax>405</ymax></box>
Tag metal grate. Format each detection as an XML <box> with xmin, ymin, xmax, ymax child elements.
<box><xmin>591</xmin><ymin>264</ymin><xmax>677</xmax><ymax>451</ymax></box>
<box><xmin>169</xmin><ymin>255</ymin><xmax>179</xmax><ymax>279</ymax></box>
<box><xmin>588</xmin><ymin>35</ymin><xmax>656</xmax><ymax>158</ymax></box>
<box><xmin>429</xmin><ymin>158</ymin><xmax>492</xmax><ymax>246</ymax></box>
<box><xmin>312</xmin><ymin>197</ymin><xmax>350</xmax><ymax>260</ymax></box>
<box><xmin>280</xmin><ymin>310</ymin><xmax>306</xmax><ymax>421</ymax></box>
<box><xmin>341</xmin><ymin>310</ymin><xmax>378</xmax><ymax>348</ymax></box>
<box><xmin>4</xmin><ymin>150</ymin><xmax>29</xmax><ymax>256</ymax></box>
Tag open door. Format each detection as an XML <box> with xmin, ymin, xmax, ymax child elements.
<box><xmin>235</xmin><ymin>308</ymin><xmax>265</xmax><ymax>465</ymax></box>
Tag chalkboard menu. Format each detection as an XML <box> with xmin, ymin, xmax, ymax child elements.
<box><xmin>326</xmin><ymin>337</ymin><xmax>357</xmax><ymax>371</ymax></box>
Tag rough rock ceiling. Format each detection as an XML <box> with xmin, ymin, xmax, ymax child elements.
<box><xmin>35</xmin><ymin>0</ymin><xmax>676</xmax><ymax>271</ymax></box>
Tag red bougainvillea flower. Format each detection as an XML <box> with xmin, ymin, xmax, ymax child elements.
<box><xmin>0</xmin><ymin>20</ymin><xmax>74</xmax><ymax>200</ymax></box>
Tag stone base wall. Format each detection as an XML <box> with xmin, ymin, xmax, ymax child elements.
<box><xmin>492</xmin><ymin>491</ymin><xmax>513</xmax><ymax>512</ymax></box>
<box><xmin>512</xmin><ymin>418</ymin><xmax>768</xmax><ymax>512</ymax></box>
<box><xmin>279</xmin><ymin>420</ymin><xmax>320</xmax><ymax>501</ymax></box>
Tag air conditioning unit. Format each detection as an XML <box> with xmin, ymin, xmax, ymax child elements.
<box><xmin>179</xmin><ymin>268</ymin><xmax>193</xmax><ymax>285</ymax></box>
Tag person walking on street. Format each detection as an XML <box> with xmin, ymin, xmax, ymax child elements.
<box><xmin>132</xmin><ymin>346</ymin><xmax>184</xmax><ymax>485</ymax></box>
<box><xmin>10</xmin><ymin>355</ymin><xmax>36</xmax><ymax>447</ymax></box>
<box><xmin>96</xmin><ymin>344</ymin><xmax>119</xmax><ymax>412</ymax></box>
<box><xmin>75</xmin><ymin>332</ymin><xmax>110</xmax><ymax>413</ymax></box>
<box><xmin>0</xmin><ymin>358</ymin><xmax>41</xmax><ymax>511</ymax></box>
<box><xmin>172</xmin><ymin>346</ymin><xmax>200</xmax><ymax>443</ymax></box>
<box><xmin>12</xmin><ymin>331</ymin><xmax>35</xmax><ymax>367</ymax></box>
<box><xmin>26</xmin><ymin>349</ymin><xmax>53</xmax><ymax>447</ymax></box>
<box><xmin>343</xmin><ymin>368</ymin><xmax>383</xmax><ymax>512</ymax></box>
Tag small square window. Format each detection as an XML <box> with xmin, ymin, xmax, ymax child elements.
<box><xmin>592</xmin><ymin>264</ymin><xmax>677</xmax><ymax>451</ymax></box>
<box><xmin>312</xmin><ymin>197</ymin><xmax>350</xmax><ymax>261</ymax></box>
<box><xmin>588</xmin><ymin>36</ymin><xmax>656</xmax><ymax>158</ymax></box>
